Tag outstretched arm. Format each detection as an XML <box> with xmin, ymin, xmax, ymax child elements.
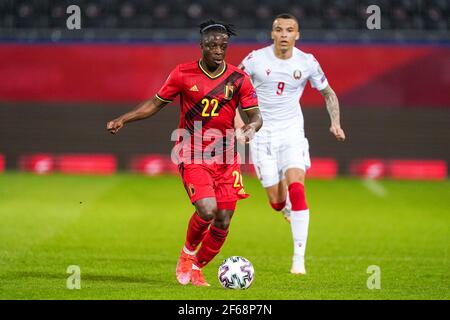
<box><xmin>320</xmin><ymin>85</ymin><xmax>346</xmax><ymax>142</ymax></box>
<box><xmin>106</xmin><ymin>96</ymin><xmax>168</xmax><ymax>134</ymax></box>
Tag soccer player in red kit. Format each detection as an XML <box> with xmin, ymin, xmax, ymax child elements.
<box><xmin>107</xmin><ymin>20</ymin><xmax>263</xmax><ymax>287</ymax></box>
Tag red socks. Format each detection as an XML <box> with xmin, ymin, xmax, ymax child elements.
<box><xmin>288</xmin><ymin>182</ymin><xmax>308</xmax><ymax>211</ymax></box>
<box><xmin>184</xmin><ymin>212</ymin><xmax>212</xmax><ymax>252</ymax></box>
<box><xmin>270</xmin><ymin>183</ymin><xmax>308</xmax><ymax>211</ymax></box>
<box><xmin>195</xmin><ymin>224</ymin><xmax>229</xmax><ymax>268</ymax></box>
<box><xmin>270</xmin><ymin>201</ymin><xmax>286</xmax><ymax>211</ymax></box>
<box><xmin>185</xmin><ymin>203</ymin><xmax>236</xmax><ymax>268</ymax></box>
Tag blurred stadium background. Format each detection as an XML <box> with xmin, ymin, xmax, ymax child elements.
<box><xmin>0</xmin><ymin>0</ymin><xmax>449</xmax><ymax>178</ymax></box>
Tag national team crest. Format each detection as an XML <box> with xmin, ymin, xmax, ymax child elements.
<box><xmin>188</xmin><ymin>184</ymin><xmax>195</xmax><ymax>196</ymax></box>
<box><xmin>224</xmin><ymin>82</ymin><xmax>234</xmax><ymax>100</ymax></box>
<box><xmin>293</xmin><ymin>70</ymin><xmax>302</xmax><ymax>80</ymax></box>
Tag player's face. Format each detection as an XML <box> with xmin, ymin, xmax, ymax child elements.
<box><xmin>271</xmin><ymin>18</ymin><xmax>299</xmax><ymax>52</ymax></box>
<box><xmin>200</xmin><ymin>32</ymin><xmax>229</xmax><ymax>68</ymax></box>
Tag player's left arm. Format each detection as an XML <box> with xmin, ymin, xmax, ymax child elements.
<box><xmin>234</xmin><ymin>52</ymin><xmax>255</xmax><ymax>131</ymax></box>
<box><xmin>320</xmin><ymin>85</ymin><xmax>346</xmax><ymax>142</ymax></box>
<box><xmin>237</xmin><ymin>71</ymin><xmax>262</xmax><ymax>143</ymax></box>
<box><xmin>234</xmin><ymin>110</ymin><xmax>246</xmax><ymax>129</ymax></box>
<box><xmin>238</xmin><ymin>107</ymin><xmax>263</xmax><ymax>143</ymax></box>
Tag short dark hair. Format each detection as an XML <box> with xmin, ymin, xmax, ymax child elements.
<box><xmin>199</xmin><ymin>19</ymin><xmax>237</xmax><ymax>37</ymax></box>
<box><xmin>273</xmin><ymin>13</ymin><xmax>299</xmax><ymax>26</ymax></box>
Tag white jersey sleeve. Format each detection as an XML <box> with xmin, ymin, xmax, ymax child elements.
<box><xmin>308</xmin><ymin>54</ymin><xmax>329</xmax><ymax>91</ymax></box>
<box><xmin>239</xmin><ymin>51</ymin><xmax>256</xmax><ymax>77</ymax></box>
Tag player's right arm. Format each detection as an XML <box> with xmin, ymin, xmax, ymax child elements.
<box><xmin>106</xmin><ymin>96</ymin><xmax>168</xmax><ymax>134</ymax></box>
<box><xmin>107</xmin><ymin>65</ymin><xmax>182</xmax><ymax>134</ymax></box>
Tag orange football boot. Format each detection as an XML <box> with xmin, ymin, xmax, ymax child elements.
<box><xmin>176</xmin><ymin>251</ymin><xmax>195</xmax><ymax>285</ymax></box>
<box><xmin>191</xmin><ymin>269</ymin><xmax>210</xmax><ymax>287</ymax></box>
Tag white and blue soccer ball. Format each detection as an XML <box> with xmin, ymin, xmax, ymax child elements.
<box><xmin>218</xmin><ymin>256</ymin><xmax>255</xmax><ymax>289</ymax></box>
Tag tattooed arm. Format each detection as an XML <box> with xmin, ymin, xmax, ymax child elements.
<box><xmin>320</xmin><ymin>85</ymin><xmax>346</xmax><ymax>142</ymax></box>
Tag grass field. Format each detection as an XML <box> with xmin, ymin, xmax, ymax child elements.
<box><xmin>0</xmin><ymin>172</ymin><xmax>448</xmax><ymax>300</ymax></box>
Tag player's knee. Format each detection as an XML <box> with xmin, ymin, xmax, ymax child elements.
<box><xmin>213</xmin><ymin>218</ymin><xmax>231</xmax><ymax>230</ymax></box>
<box><xmin>288</xmin><ymin>182</ymin><xmax>308</xmax><ymax>211</ymax></box>
<box><xmin>196</xmin><ymin>205</ymin><xmax>217</xmax><ymax>221</ymax></box>
<box><xmin>286</xmin><ymin>168</ymin><xmax>306</xmax><ymax>185</ymax></box>
<box><xmin>213</xmin><ymin>210</ymin><xmax>234</xmax><ymax>230</ymax></box>
<box><xmin>266</xmin><ymin>188</ymin><xmax>281</xmax><ymax>203</ymax></box>
<box><xmin>198</xmin><ymin>211</ymin><xmax>215</xmax><ymax>221</ymax></box>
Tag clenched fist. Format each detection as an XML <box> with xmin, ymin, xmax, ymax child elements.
<box><xmin>236</xmin><ymin>124</ymin><xmax>256</xmax><ymax>144</ymax></box>
<box><xmin>107</xmin><ymin>118</ymin><xmax>124</xmax><ymax>134</ymax></box>
<box><xmin>330</xmin><ymin>125</ymin><xmax>346</xmax><ymax>142</ymax></box>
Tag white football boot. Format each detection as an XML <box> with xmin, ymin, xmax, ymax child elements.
<box><xmin>290</xmin><ymin>256</ymin><xmax>306</xmax><ymax>275</ymax></box>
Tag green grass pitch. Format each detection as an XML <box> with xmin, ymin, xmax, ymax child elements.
<box><xmin>0</xmin><ymin>172</ymin><xmax>448</xmax><ymax>299</ymax></box>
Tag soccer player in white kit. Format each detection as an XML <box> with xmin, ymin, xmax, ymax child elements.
<box><xmin>235</xmin><ymin>13</ymin><xmax>346</xmax><ymax>274</ymax></box>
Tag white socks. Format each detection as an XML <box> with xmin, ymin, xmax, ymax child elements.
<box><xmin>290</xmin><ymin>209</ymin><xmax>310</xmax><ymax>260</ymax></box>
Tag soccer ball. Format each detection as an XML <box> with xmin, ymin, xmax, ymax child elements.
<box><xmin>218</xmin><ymin>256</ymin><xmax>255</xmax><ymax>289</ymax></box>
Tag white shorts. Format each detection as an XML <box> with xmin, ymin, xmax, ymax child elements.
<box><xmin>249</xmin><ymin>128</ymin><xmax>311</xmax><ymax>188</ymax></box>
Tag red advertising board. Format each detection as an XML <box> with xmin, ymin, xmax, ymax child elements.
<box><xmin>0</xmin><ymin>154</ymin><xmax>4</xmax><ymax>173</ymax></box>
<box><xmin>388</xmin><ymin>160</ymin><xmax>447</xmax><ymax>180</ymax></box>
<box><xmin>58</xmin><ymin>154</ymin><xmax>117</xmax><ymax>175</ymax></box>
<box><xmin>19</xmin><ymin>153</ymin><xmax>55</xmax><ymax>174</ymax></box>
<box><xmin>0</xmin><ymin>44</ymin><xmax>448</xmax><ymax>107</ymax></box>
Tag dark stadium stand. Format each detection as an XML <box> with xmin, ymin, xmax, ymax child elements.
<box><xmin>0</xmin><ymin>0</ymin><xmax>448</xmax><ymax>41</ymax></box>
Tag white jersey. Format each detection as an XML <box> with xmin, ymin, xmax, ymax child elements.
<box><xmin>240</xmin><ymin>44</ymin><xmax>328</xmax><ymax>133</ymax></box>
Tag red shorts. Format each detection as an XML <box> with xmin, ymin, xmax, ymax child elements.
<box><xmin>179</xmin><ymin>154</ymin><xmax>249</xmax><ymax>204</ymax></box>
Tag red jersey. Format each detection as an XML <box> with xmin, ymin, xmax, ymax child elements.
<box><xmin>156</xmin><ymin>60</ymin><xmax>258</xmax><ymax>163</ymax></box>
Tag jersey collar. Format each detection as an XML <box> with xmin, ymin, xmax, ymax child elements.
<box><xmin>198</xmin><ymin>59</ymin><xmax>227</xmax><ymax>79</ymax></box>
<box><xmin>270</xmin><ymin>44</ymin><xmax>295</xmax><ymax>61</ymax></box>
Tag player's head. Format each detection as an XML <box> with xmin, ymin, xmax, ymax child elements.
<box><xmin>199</xmin><ymin>19</ymin><xmax>236</xmax><ymax>67</ymax></box>
<box><xmin>271</xmin><ymin>13</ymin><xmax>300</xmax><ymax>53</ymax></box>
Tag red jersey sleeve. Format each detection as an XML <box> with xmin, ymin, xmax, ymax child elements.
<box><xmin>238</xmin><ymin>74</ymin><xmax>259</xmax><ymax>111</ymax></box>
<box><xmin>156</xmin><ymin>65</ymin><xmax>182</xmax><ymax>103</ymax></box>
